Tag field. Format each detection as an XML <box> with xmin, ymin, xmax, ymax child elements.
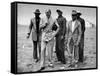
<box><xmin>17</xmin><ymin>25</ymin><xmax>97</xmax><ymax>72</ymax></box>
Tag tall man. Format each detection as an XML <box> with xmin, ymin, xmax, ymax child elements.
<box><xmin>39</xmin><ymin>9</ymin><xmax>59</xmax><ymax>71</ymax></box>
<box><xmin>27</xmin><ymin>9</ymin><xmax>44</xmax><ymax>62</ymax></box>
<box><xmin>55</xmin><ymin>9</ymin><xmax>67</xmax><ymax>64</ymax></box>
<box><xmin>68</xmin><ymin>10</ymin><xmax>82</xmax><ymax>64</ymax></box>
<box><xmin>77</xmin><ymin>11</ymin><xmax>85</xmax><ymax>63</ymax></box>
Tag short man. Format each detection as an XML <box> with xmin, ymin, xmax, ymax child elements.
<box><xmin>55</xmin><ymin>9</ymin><xmax>67</xmax><ymax>64</ymax></box>
<box><xmin>39</xmin><ymin>9</ymin><xmax>59</xmax><ymax>71</ymax></box>
<box><xmin>67</xmin><ymin>10</ymin><xmax>82</xmax><ymax>64</ymax></box>
<box><xmin>77</xmin><ymin>11</ymin><xmax>85</xmax><ymax>63</ymax></box>
<box><xmin>27</xmin><ymin>9</ymin><xmax>44</xmax><ymax>62</ymax></box>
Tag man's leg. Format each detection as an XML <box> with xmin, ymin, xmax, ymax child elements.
<box><xmin>40</xmin><ymin>41</ymin><xmax>46</xmax><ymax>68</ymax></box>
<box><xmin>37</xmin><ymin>41</ymin><xmax>41</xmax><ymax>61</ymax></box>
<box><xmin>74</xmin><ymin>45</ymin><xmax>79</xmax><ymax>63</ymax></box>
<box><xmin>69</xmin><ymin>38</ymin><xmax>74</xmax><ymax>63</ymax></box>
<box><xmin>55</xmin><ymin>37</ymin><xmax>61</xmax><ymax>61</ymax></box>
<box><xmin>60</xmin><ymin>38</ymin><xmax>66</xmax><ymax>64</ymax></box>
<box><xmin>79</xmin><ymin>38</ymin><xmax>84</xmax><ymax>62</ymax></box>
<box><xmin>47</xmin><ymin>39</ymin><xmax>54</xmax><ymax>66</ymax></box>
<box><xmin>33</xmin><ymin>41</ymin><xmax>37</xmax><ymax>60</ymax></box>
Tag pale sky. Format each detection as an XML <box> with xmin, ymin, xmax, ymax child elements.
<box><xmin>17</xmin><ymin>3</ymin><xmax>96</xmax><ymax>25</ymax></box>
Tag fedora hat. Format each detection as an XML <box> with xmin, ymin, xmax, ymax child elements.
<box><xmin>77</xmin><ymin>11</ymin><xmax>82</xmax><ymax>15</ymax></box>
<box><xmin>72</xmin><ymin>10</ymin><xmax>77</xmax><ymax>15</ymax></box>
<box><xmin>34</xmin><ymin>9</ymin><xmax>41</xmax><ymax>14</ymax></box>
<box><xmin>45</xmin><ymin>9</ymin><xmax>51</xmax><ymax>14</ymax></box>
<box><xmin>56</xmin><ymin>9</ymin><xmax>63</xmax><ymax>14</ymax></box>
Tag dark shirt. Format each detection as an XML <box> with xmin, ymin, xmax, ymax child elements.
<box><xmin>35</xmin><ymin>17</ymin><xmax>40</xmax><ymax>42</ymax></box>
<box><xmin>56</xmin><ymin>15</ymin><xmax>66</xmax><ymax>36</ymax></box>
<box><xmin>35</xmin><ymin>17</ymin><xmax>40</xmax><ymax>33</ymax></box>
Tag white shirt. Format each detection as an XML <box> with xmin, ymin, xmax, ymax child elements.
<box><xmin>44</xmin><ymin>16</ymin><xmax>54</xmax><ymax>32</ymax></box>
<box><xmin>42</xmin><ymin>16</ymin><xmax>59</xmax><ymax>41</ymax></box>
<box><xmin>72</xmin><ymin>21</ymin><xmax>76</xmax><ymax>32</ymax></box>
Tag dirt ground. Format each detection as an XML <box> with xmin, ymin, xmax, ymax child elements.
<box><xmin>17</xmin><ymin>25</ymin><xmax>97</xmax><ymax>73</ymax></box>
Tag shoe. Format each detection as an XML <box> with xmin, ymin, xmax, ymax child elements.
<box><xmin>36</xmin><ymin>59</ymin><xmax>39</xmax><ymax>62</ymax></box>
<box><xmin>78</xmin><ymin>60</ymin><xmax>83</xmax><ymax>63</ymax></box>
<box><xmin>37</xmin><ymin>67</ymin><xmax>45</xmax><ymax>72</ymax></box>
<box><xmin>74</xmin><ymin>64</ymin><xmax>78</xmax><ymax>68</ymax></box>
<box><xmin>34</xmin><ymin>59</ymin><xmax>39</xmax><ymax>63</ymax></box>
<box><xmin>68</xmin><ymin>63</ymin><xmax>75</xmax><ymax>67</ymax></box>
<box><xmin>61</xmin><ymin>61</ymin><xmax>66</xmax><ymax>64</ymax></box>
<box><xmin>59</xmin><ymin>66</ymin><xmax>65</xmax><ymax>70</ymax></box>
<box><xmin>48</xmin><ymin>63</ymin><xmax>54</xmax><ymax>68</ymax></box>
<box><xmin>54</xmin><ymin>59</ymin><xmax>61</xmax><ymax>62</ymax></box>
<box><xmin>74</xmin><ymin>60</ymin><xmax>78</xmax><ymax>63</ymax></box>
<box><xmin>67</xmin><ymin>60</ymin><xmax>71</xmax><ymax>64</ymax></box>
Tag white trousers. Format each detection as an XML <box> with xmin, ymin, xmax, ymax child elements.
<box><xmin>40</xmin><ymin>38</ymin><xmax>54</xmax><ymax>67</ymax></box>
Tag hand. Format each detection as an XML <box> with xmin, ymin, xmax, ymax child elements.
<box><xmin>75</xmin><ymin>42</ymin><xmax>79</xmax><ymax>46</ymax></box>
<box><xmin>27</xmin><ymin>35</ymin><xmax>30</xmax><ymax>39</ymax></box>
<box><xmin>45</xmin><ymin>23</ymin><xmax>49</xmax><ymax>26</ymax></box>
<box><xmin>61</xmin><ymin>36</ymin><xmax>64</xmax><ymax>39</ymax></box>
<box><xmin>27</xmin><ymin>33</ymin><xmax>30</xmax><ymax>39</ymax></box>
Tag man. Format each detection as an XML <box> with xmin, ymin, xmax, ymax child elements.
<box><xmin>77</xmin><ymin>11</ymin><xmax>85</xmax><ymax>63</ymax></box>
<box><xmin>55</xmin><ymin>9</ymin><xmax>67</xmax><ymax>64</ymax></box>
<box><xmin>67</xmin><ymin>10</ymin><xmax>82</xmax><ymax>65</ymax></box>
<box><xmin>27</xmin><ymin>9</ymin><xmax>44</xmax><ymax>62</ymax></box>
<box><xmin>39</xmin><ymin>9</ymin><xmax>59</xmax><ymax>71</ymax></box>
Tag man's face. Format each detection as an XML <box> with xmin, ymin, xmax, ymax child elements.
<box><xmin>35</xmin><ymin>13</ymin><xmax>40</xmax><ymax>17</ymax></box>
<box><xmin>77</xmin><ymin>14</ymin><xmax>80</xmax><ymax>18</ymax></box>
<box><xmin>72</xmin><ymin>14</ymin><xmax>77</xmax><ymax>21</ymax></box>
<box><xmin>57</xmin><ymin>12</ymin><xmax>62</xmax><ymax>16</ymax></box>
<box><xmin>46</xmin><ymin>12</ymin><xmax>51</xmax><ymax>18</ymax></box>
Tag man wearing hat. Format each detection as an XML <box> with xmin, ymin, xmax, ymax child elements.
<box><xmin>39</xmin><ymin>9</ymin><xmax>59</xmax><ymax>71</ymax></box>
<box><xmin>27</xmin><ymin>9</ymin><xmax>44</xmax><ymax>62</ymax></box>
<box><xmin>67</xmin><ymin>10</ymin><xmax>82</xmax><ymax>65</ymax></box>
<box><xmin>55</xmin><ymin>9</ymin><xmax>67</xmax><ymax>64</ymax></box>
<box><xmin>77</xmin><ymin>11</ymin><xmax>85</xmax><ymax>63</ymax></box>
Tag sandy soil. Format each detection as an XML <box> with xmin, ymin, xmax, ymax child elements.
<box><xmin>17</xmin><ymin>25</ymin><xmax>97</xmax><ymax>73</ymax></box>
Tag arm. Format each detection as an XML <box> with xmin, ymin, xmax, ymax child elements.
<box><xmin>27</xmin><ymin>19</ymin><xmax>33</xmax><ymax>38</ymax></box>
<box><xmin>40</xmin><ymin>19</ymin><xmax>47</xmax><ymax>31</ymax></box>
<box><xmin>83</xmin><ymin>19</ymin><xmax>85</xmax><ymax>32</ymax></box>
<box><xmin>53</xmin><ymin>20</ymin><xmax>60</xmax><ymax>36</ymax></box>
<box><xmin>76</xmin><ymin>22</ymin><xmax>82</xmax><ymax>45</ymax></box>
<box><xmin>62</xmin><ymin>18</ymin><xmax>67</xmax><ymax>36</ymax></box>
<box><xmin>67</xmin><ymin>22</ymin><xmax>70</xmax><ymax>38</ymax></box>
<box><xmin>66</xmin><ymin>22</ymin><xmax>69</xmax><ymax>43</ymax></box>
<box><xmin>67</xmin><ymin>22</ymin><xmax>70</xmax><ymax>45</ymax></box>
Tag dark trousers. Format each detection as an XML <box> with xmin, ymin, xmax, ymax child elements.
<box><xmin>78</xmin><ymin>35</ymin><xmax>84</xmax><ymax>62</ymax></box>
<box><xmin>33</xmin><ymin>41</ymin><xmax>38</xmax><ymax>59</ymax></box>
<box><xmin>33</xmin><ymin>41</ymin><xmax>41</xmax><ymax>60</ymax></box>
<box><xmin>55</xmin><ymin>36</ymin><xmax>66</xmax><ymax>63</ymax></box>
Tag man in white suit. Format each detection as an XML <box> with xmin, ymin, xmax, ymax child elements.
<box><xmin>67</xmin><ymin>10</ymin><xmax>82</xmax><ymax>65</ymax></box>
<box><xmin>39</xmin><ymin>9</ymin><xmax>59</xmax><ymax>71</ymax></box>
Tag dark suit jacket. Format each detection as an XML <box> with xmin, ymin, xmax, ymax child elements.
<box><xmin>77</xmin><ymin>17</ymin><xmax>85</xmax><ymax>49</ymax></box>
<box><xmin>68</xmin><ymin>20</ymin><xmax>82</xmax><ymax>44</ymax></box>
<box><xmin>77</xmin><ymin>17</ymin><xmax>85</xmax><ymax>37</ymax></box>
<box><xmin>56</xmin><ymin>16</ymin><xmax>67</xmax><ymax>37</ymax></box>
<box><xmin>29</xmin><ymin>18</ymin><xmax>44</xmax><ymax>41</ymax></box>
